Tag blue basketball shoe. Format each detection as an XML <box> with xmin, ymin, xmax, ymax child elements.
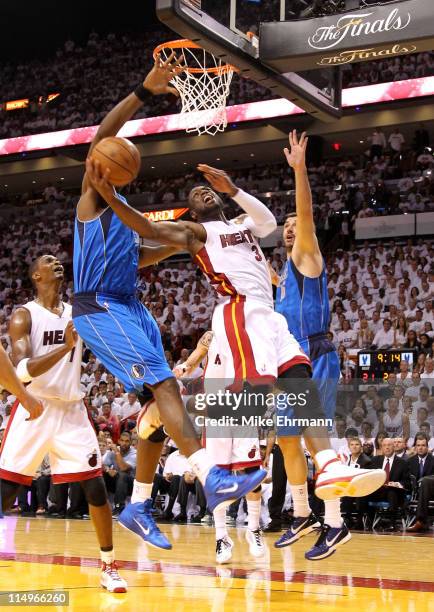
<box><xmin>305</xmin><ymin>523</ymin><xmax>351</xmax><ymax>560</ymax></box>
<box><xmin>118</xmin><ymin>499</ymin><xmax>172</xmax><ymax>550</ymax></box>
<box><xmin>204</xmin><ymin>466</ymin><xmax>267</xmax><ymax>513</ymax></box>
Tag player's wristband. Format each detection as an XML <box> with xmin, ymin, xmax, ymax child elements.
<box><xmin>134</xmin><ymin>84</ymin><xmax>153</xmax><ymax>102</ymax></box>
<box><xmin>16</xmin><ymin>358</ymin><xmax>33</xmax><ymax>383</ymax></box>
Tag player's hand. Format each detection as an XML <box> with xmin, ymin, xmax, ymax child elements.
<box><xmin>197</xmin><ymin>165</ymin><xmax>238</xmax><ymax>197</ymax></box>
<box><xmin>86</xmin><ymin>157</ymin><xmax>117</xmax><ymax>199</ymax></box>
<box><xmin>173</xmin><ymin>363</ymin><xmax>188</xmax><ymax>379</ymax></box>
<box><xmin>263</xmin><ymin>454</ymin><xmax>270</xmax><ymax>470</ymax></box>
<box><xmin>144</xmin><ymin>52</ymin><xmax>185</xmax><ymax>96</ymax></box>
<box><xmin>64</xmin><ymin>321</ymin><xmax>78</xmax><ymax>350</ymax></box>
<box><xmin>284</xmin><ymin>130</ymin><xmax>308</xmax><ymax>172</ymax></box>
<box><xmin>22</xmin><ymin>391</ymin><xmax>44</xmax><ymax>421</ymax></box>
<box><xmin>267</xmin><ymin>261</ymin><xmax>279</xmax><ymax>286</ymax></box>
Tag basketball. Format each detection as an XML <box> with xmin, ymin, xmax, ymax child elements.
<box><xmin>91</xmin><ymin>136</ymin><xmax>141</xmax><ymax>186</ymax></box>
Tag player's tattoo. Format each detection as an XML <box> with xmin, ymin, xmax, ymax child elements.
<box><xmin>199</xmin><ymin>331</ymin><xmax>213</xmax><ymax>348</ymax></box>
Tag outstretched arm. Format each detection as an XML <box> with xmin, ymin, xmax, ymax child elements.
<box><xmin>285</xmin><ymin>131</ymin><xmax>322</xmax><ymax>269</ymax></box>
<box><xmin>139</xmin><ymin>245</ymin><xmax>183</xmax><ymax>268</ymax></box>
<box><xmin>82</xmin><ymin>52</ymin><xmax>183</xmax><ymax>194</ymax></box>
<box><xmin>174</xmin><ymin>331</ymin><xmax>213</xmax><ymax>378</ymax></box>
<box><xmin>85</xmin><ymin>158</ymin><xmax>205</xmax><ymax>252</ymax></box>
<box><xmin>0</xmin><ymin>345</ymin><xmax>43</xmax><ymax>420</ymax></box>
<box><xmin>197</xmin><ymin>164</ymin><xmax>277</xmax><ymax>237</ymax></box>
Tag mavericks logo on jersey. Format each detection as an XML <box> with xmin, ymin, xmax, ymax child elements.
<box><xmin>131</xmin><ymin>363</ymin><xmax>146</xmax><ymax>379</ymax></box>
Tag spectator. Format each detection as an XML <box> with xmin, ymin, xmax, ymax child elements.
<box><xmin>97</xmin><ymin>402</ymin><xmax>121</xmax><ymax>442</ymax></box>
<box><xmin>367</xmin><ymin>438</ymin><xmax>410</xmax><ymax>525</ymax></box>
<box><xmin>372</xmin><ymin>319</ymin><xmax>394</xmax><ymax>348</ymax></box>
<box><xmin>407</xmin><ymin>434</ymin><xmax>434</xmax><ymax>482</ymax></box>
<box><xmin>102</xmin><ymin>432</ymin><xmax>137</xmax><ymax>516</ymax></box>
<box><xmin>174</xmin><ymin>470</ymin><xmax>207</xmax><ymax>523</ymax></box>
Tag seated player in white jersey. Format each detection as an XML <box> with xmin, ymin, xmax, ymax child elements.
<box><xmin>86</xmin><ymin>158</ymin><xmax>386</xmax><ymax>516</ymax></box>
<box><xmin>174</xmin><ymin>331</ymin><xmax>265</xmax><ymax>564</ymax></box>
<box><xmin>0</xmin><ymin>255</ymin><xmax>126</xmax><ymax>593</ymax></box>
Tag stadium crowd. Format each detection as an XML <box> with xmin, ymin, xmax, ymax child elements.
<box><xmin>1</xmin><ymin>137</ymin><xmax>434</xmax><ymax>532</ymax></box>
<box><xmin>0</xmin><ymin>27</ymin><xmax>433</xmax><ymax>139</ymax></box>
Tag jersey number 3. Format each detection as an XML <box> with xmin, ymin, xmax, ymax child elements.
<box><xmin>251</xmin><ymin>245</ymin><xmax>262</xmax><ymax>262</ymax></box>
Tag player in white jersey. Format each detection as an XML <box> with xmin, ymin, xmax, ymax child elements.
<box><xmin>0</xmin><ymin>255</ymin><xmax>127</xmax><ymax>593</ymax></box>
<box><xmin>175</xmin><ymin>331</ymin><xmax>265</xmax><ymax>563</ymax></box>
<box><xmin>86</xmin><ymin>159</ymin><xmax>386</xmax><ymax>510</ymax></box>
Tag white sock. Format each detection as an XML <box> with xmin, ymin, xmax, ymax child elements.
<box><xmin>247</xmin><ymin>498</ymin><xmax>261</xmax><ymax>531</ymax></box>
<box><xmin>100</xmin><ymin>549</ymin><xmax>115</xmax><ymax>565</ymax></box>
<box><xmin>289</xmin><ymin>483</ymin><xmax>311</xmax><ymax>518</ymax></box>
<box><xmin>131</xmin><ymin>481</ymin><xmax>153</xmax><ymax>504</ymax></box>
<box><xmin>315</xmin><ymin>449</ymin><xmax>339</xmax><ymax>472</ymax></box>
<box><xmin>188</xmin><ymin>449</ymin><xmax>214</xmax><ymax>485</ymax></box>
<box><xmin>324</xmin><ymin>499</ymin><xmax>343</xmax><ymax>528</ymax></box>
<box><xmin>213</xmin><ymin>506</ymin><xmax>228</xmax><ymax>540</ymax></box>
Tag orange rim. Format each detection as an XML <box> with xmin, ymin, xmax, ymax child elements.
<box><xmin>153</xmin><ymin>39</ymin><xmax>238</xmax><ymax>74</ymax></box>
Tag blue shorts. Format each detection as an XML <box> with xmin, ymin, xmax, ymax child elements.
<box><xmin>276</xmin><ymin>336</ymin><xmax>340</xmax><ymax>436</ymax></box>
<box><xmin>73</xmin><ymin>293</ymin><xmax>173</xmax><ymax>392</ymax></box>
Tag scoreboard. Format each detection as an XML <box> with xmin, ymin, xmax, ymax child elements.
<box><xmin>356</xmin><ymin>350</ymin><xmax>416</xmax><ymax>383</ymax></box>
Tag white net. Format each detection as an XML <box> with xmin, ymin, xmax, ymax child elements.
<box><xmin>158</xmin><ymin>43</ymin><xmax>235</xmax><ymax>136</ymax></box>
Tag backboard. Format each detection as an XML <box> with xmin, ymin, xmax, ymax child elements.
<box><xmin>156</xmin><ymin>0</ymin><xmax>342</xmax><ymax>122</ymax></box>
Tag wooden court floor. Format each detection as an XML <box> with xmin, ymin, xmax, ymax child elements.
<box><xmin>0</xmin><ymin>516</ymin><xmax>433</xmax><ymax>611</ymax></box>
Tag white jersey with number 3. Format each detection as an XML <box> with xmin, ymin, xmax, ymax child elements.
<box><xmin>194</xmin><ymin>219</ymin><xmax>273</xmax><ymax>307</ymax></box>
<box><xmin>23</xmin><ymin>300</ymin><xmax>83</xmax><ymax>401</ymax></box>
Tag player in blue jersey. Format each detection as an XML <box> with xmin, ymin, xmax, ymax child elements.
<box><xmin>72</xmin><ymin>55</ymin><xmax>266</xmax><ymax>550</ymax></box>
<box><xmin>272</xmin><ymin>131</ymin><xmax>351</xmax><ymax>560</ymax></box>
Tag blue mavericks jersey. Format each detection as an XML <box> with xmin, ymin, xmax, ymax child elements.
<box><xmin>276</xmin><ymin>258</ymin><xmax>330</xmax><ymax>342</ymax></box>
<box><xmin>74</xmin><ymin>197</ymin><xmax>140</xmax><ymax>297</ymax></box>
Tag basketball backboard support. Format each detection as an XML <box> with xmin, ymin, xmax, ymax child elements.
<box><xmin>155</xmin><ymin>0</ymin><xmax>342</xmax><ymax>122</ymax></box>
<box><xmin>259</xmin><ymin>0</ymin><xmax>434</xmax><ymax>72</ymax></box>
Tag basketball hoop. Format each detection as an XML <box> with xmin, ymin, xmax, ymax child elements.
<box><xmin>153</xmin><ymin>39</ymin><xmax>237</xmax><ymax>136</ymax></box>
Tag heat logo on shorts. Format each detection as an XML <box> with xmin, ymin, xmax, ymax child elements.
<box><xmin>131</xmin><ymin>363</ymin><xmax>146</xmax><ymax>379</ymax></box>
<box><xmin>87</xmin><ymin>451</ymin><xmax>98</xmax><ymax>467</ymax></box>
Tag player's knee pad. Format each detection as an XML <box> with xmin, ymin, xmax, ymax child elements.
<box><xmin>137</xmin><ymin>399</ymin><xmax>163</xmax><ymax>440</ymax></box>
<box><xmin>148</xmin><ymin>425</ymin><xmax>166</xmax><ymax>443</ymax></box>
<box><xmin>138</xmin><ymin>386</ymin><xmax>154</xmax><ymax>406</ymax></box>
<box><xmin>243</xmin><ymin>466</ymin><xmax>262</xmax><ymax>493</ymax></box>
<box><xmin>279</xmin><ymin>363</ymin><xmax>326</xmax><ymax>423</ymax></box>
<box><xmin>80</xmin><ymin>476</ymin><xmax>108</xmax><ymax>507</ymax></box>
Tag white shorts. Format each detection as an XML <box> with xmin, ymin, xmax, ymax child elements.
<box><xmin>210</xmin><ymin>296</ymin><xmax>310</xmax><ymax>389</ymax></box>
<box><xmin>203</xmin><ymin>331</ymin><xmax>262</xmax><ymax>470</ymax></box>
<box><xmin>0</xmin><ymin>398</ymin><xmax>102</xmax><ymax>486</ymax></box>
<box><xmin>205</xmin><ymin>431</ymin><xmax>262</xmax><ymax>470</ymax></box>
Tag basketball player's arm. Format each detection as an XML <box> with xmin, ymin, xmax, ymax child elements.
<box><xmin>0</xmin><ymin>346</ymin><xmax>43</xmax><ymax>419</ymax></box>
<box><xmin>9</xmin><ymin>309</ymin><xmax>77</xmax><ymax>378</ymax></box>
<box><xmin>85</xmin><ymin>158</ymin><xmax>206</xmax><ymax>251</ymax></box>
<box><xmin>285</xmin><ymin>131</ymin><xmax>323</xmax><ymax>274</ymax></box>
<box><xmin>197</xmin><ymin>164</ymin><xmax>277</xmax><ymax>237</ymax></box>
<box><xmin>138</xmin><ymin>245</ymin><xmax>183</xmax><ymax>268</ymax></box>
<box><xmin>174</xmin><ymin>331</ymin><xmax>212</xmax><ymax>378</ymax></box>
<box><xmin>82</xmin><ymin>53</ymin><xmax>183</xmax><ymax>194</ymax></box>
